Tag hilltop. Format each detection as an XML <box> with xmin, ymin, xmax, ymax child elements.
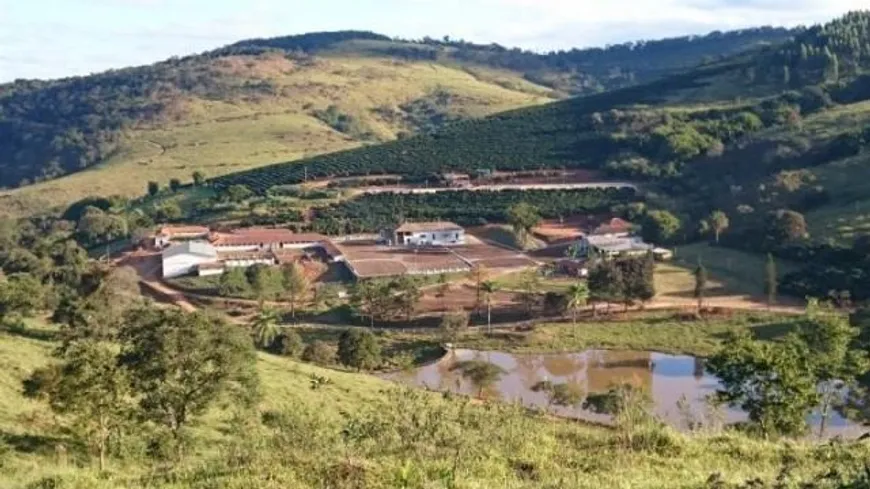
<box><xmin>210</xmin><ymin>12</ymin><xmax>870</xmax><ymax>240</ymax></box>
<box><xmin>0</xmin><ymin>27</ymin><xmax>795</xmax><ymax>216</ymax></box>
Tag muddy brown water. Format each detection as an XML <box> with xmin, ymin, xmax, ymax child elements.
<box><xmin>385</xmin><ymin>349</ymin><xmax>863</xmax><ymax>437</ymax></box>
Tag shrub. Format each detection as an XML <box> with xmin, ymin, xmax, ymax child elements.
<box><xmin>277</xmin><ymin>330</ymin><xmax>304</xmax><ymax>358</ymax></box>
<box><xmin>301</xmin><ymin>340</ymin><xmax>335</xmax><ymax>365</ymax></box>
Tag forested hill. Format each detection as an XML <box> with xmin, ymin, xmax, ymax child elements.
<box><xmin>0</xmin><ymin>26</ymin><xmax>796</xmax><ymax>196</ymax></box>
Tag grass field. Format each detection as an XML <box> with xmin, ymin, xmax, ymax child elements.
<box><xmin>3</xmin><ymin>312</ymin><xmax>868</xmax><ymax>488</ymax></box>
<box><xmin>0</xmin><ymin>55</ymin><xmax>553</xmax><ymax>218</ymax></box>
<box><xmin>669</xmin><ymin>243</ymin><xmax>799</xmax><ymax>298</ymax></box>
<box><xmin>456</xmin><ymin>311</ymin><xmax>792</xmax><ymax>357</ymax></box>
<box><xmin>806</xmin><ymin>151</ymin><xmax>870</xmax><ymax>244</ymax></box>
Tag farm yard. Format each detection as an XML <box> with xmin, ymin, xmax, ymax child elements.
<box><xmin>339</xmin><ymin>239</ymin><xmax>538</xmax><ymax>279</ymax></box>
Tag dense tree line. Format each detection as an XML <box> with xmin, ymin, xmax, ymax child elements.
<box><xmin>309</xmin><ymin>188</ymin><xmax>639</xmax><ymax>233</ymax></box>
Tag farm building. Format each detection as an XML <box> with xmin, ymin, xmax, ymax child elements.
<box><xmin>386</xmin><ymin>222</ymin><xmax>466</xmax><ymax>247</ymax></box>
<box><xmin>580</xmin><ymin>235</ymin><xmax>654</xmax><ymax>258</ymax></box>
<box><xmin>154</xmin><ymin>225</ymin><xmax>211</xmax><ymax>248</ymax></box>
<box><xmin>161</xmin><ymin>241</ymin><xmax>220</xmax><ymax>278</ymax></box>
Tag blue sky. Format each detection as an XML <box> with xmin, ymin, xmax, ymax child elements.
<box><xmin>0</xmin><ymin>0</ymin><xmax>865</xmax><ymax>82</ymax></box>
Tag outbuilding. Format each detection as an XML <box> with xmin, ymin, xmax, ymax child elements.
<box><xmin>161</xmin><ymin>241</ymin><xmax>219</xmax><ymax>278</ymax></box>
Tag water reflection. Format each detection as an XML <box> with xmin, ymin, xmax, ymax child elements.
<box><xmin>386</xmin><ymin>349</ymin><xmax>862</xmax><ymax>437</ymax></box>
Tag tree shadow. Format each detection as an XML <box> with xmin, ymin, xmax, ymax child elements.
<box><xmin>0</xmin><ymin>321</ymin><xmax>58</xmax><ymax>342</ymax></box>
<box><xmin>1</xmin><ymin>430</ymin><xmax>71</xmax><ymax>455</ymax></box>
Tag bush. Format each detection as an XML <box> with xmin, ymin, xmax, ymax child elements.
<box><xmin>301</xmin><ymin>340</ymin><xmax>335</xmax><ymax>365</ymax></box>
<box><xmin>277</xmin><ymin>330</ymin><xmax>304</xmax><ymax>358</ymax></box>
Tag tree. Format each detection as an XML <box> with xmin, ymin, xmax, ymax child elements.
<box><xmin>192</xmin><ymin>171</ymin><xmax>206</xmax><ymax>187</ymax></box>
<box><xmin>798</xmin><ymin>301</ymin><xmax>869</xmax><ymax>438</ymax></box>
<box><xmin>515</xmin><ymin>269</ymin><xmax>541</xmax><ymax>315</ymax></box>
<box><xmin>506</xmin><ymin>202</ymin><xmax>541</xmax><ymax>248</ymax></box>
<box><xmin>641</xmin><ymin>210</ymin><xmax>681</xmax><ymax>245</ymax></box>
<box><xmin>349</xmin><ymin>280</ymin><xmax>393</xmax><ymax>328</ymax></box>
<box><xmin>583</xmin><ymin>383</ymin><xmax>655</xmax><ymax>449</ymax></box>
<box><xmin>302</xmin><ymin>340</ymin><xmax>335</xmax><ymax>365</ymax></box>
<box><xmin>119</xmin><ymin>308</ymin><xmax>259</xmax><ymax>457</ymax></box>
<box><xmin>565</xmin><ymin>282</ymin><xmax>590</xmax><ymax>324</ymax></box>
<box><xmin>0</xmin><ymin>273</ymin><xmax>45</xmax><ymax>320</ymax></box>
<box><xmin>147</xmin><ymin>181</ymin><xmax>159</xmax><ymax>197</ymax></box>
<box><xmin>219</xmin><ymin>267</ymin><xmax>250</xmax><ymax>297</ymax></box>
<box><xmin>250</xmin><ymin>307</ymin><xmax>281</xmax><ymax>351</ymax></box>
<box><xmin>480</xmin><ymin>280</ymin><xmax>498</xmax><ymax>334</ymax></box>
<box><xmin>223</xmin><ymin>184</ymin><xmax>254</xmax><ymax>203</ymax></box>
<box><xmin>469</xmin><ymin>264</ymin><xmax>489</xmax><ymax>316</ymax></box>
<box><xmin>246</xmin><ymin>264</ymin><xmax>283</xmax><ymax>304</ymax></box>
<box><xmin>393</xmin><ymin>276</ymin><xmax>421</xmax><ymax>321</ymax></box>
<box><xmin>694</xmin><ymin>261</ymin><xmax>707</xmax><ymax>312</ymax></box>
<box><xmin>707</xmin><ymin>330</ymin><xmax>819</xmax><ymax>437</ymax></box>
<box><xmin>450</xmin><ymin>360</ymin><xmax>505</xmax><ymax>398</ymax></box>
<box><xmin>707</xmin><ymin>210</ymin><xmax>730</xmax><ymax>244</ymax></box>
<box><xmin>532</xmin><ymin>380</ymin><xmax>584</xmax><ymax>410</ymax></box>
<box><xmin>23</xmin><ymin>340</ymin><xmax>132</xmax><ymax>471</ymax></box>
<box><xmin>281</xmin><ymin>262</ymin><xmax>309</xmax><ymax>319</ymax></box>
<box><xmin>764</xmin><ymin>253</ymin><xmax>778</xmax><ymax>309</ymax></box>
<box><xmin>436</xmin><ymin>273</ymin><xmax>450</xmax><ymax>309</ymax></box>
<box><xmin>169</xmin><ymin>178</ymin><xmax>182</xmax><ymax>192</ymax></box>
<box><xmin>588</xmin><ymin>260</ymin><xmax>624</xmax><ymax>314</ymax></box>
<box><xmin>765</xmin><ymin>209</ymin><xmax>809</xmax><ymax>247</ymax></box>
<box><xmin>440</xmin><ymin>309</ymin><xmax>469</xmax><ymax>343</ymax></box>
<box><xmin>277</xmin><ymin>330</ymin><xmax>304</xmax><ymax>358</ymax></box>
<box><xmin>337</xmin><ymin>329</ymin><xmax>382</xmax><ymax>371</ymax></box>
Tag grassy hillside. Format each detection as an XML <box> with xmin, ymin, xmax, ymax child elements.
<box><xmin>3</xmin><ymin>320</ymin><xmax>870</xmax><ymax>488</ymax></box>
<box><xmin>0</xmin><ymin>27</ymin><xmax>797</xmax><ymax>217</ymax></box>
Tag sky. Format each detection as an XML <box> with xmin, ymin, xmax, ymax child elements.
<box><xmin>0</xmin><ymin>0</ymin><xmax>866</xmax><ymax>82</ymax></box>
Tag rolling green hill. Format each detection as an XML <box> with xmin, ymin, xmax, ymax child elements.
<box><xmin>211</xmin><ymin>12</ymin><xmax>870</xmax><ymax>232</ymax></box>
<box><xmin>3</xmin><ymin>322</ymin><xmax>870</xmax><ymax>488</ymax></box>
<box><xmin>0</xmin><ymin>28</ymin><xmax>796</xmax><ymax>217</ymax></box>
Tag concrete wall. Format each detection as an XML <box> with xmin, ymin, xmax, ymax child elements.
<box><xmin>163</xmin><ymin>254</ymin><xmax>213</xmax><ymax>278</ymax></box>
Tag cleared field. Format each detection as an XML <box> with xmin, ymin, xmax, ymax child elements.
<box><xmin>0</xmin><ymin>55</ymin><xmax>552</xmax><ymax>218</ymax></box>
<box><xmin>669</xmin><ymin>243</ymin><xmax>799</xmax><ymax>298</ymax></box>
<box><xmin>807</xmin><ymin>151</ymin><xmax>870</xmax><ymax>244</ymax></box>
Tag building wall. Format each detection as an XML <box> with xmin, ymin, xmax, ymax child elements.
<box><xmin>198</xmin><ymin>268</ymin><xmax>224</xmax><ymax>277</ymax></box>
<box><xmin>163</xmin><ymin>254</ymin><xmax>214</xmax><ymax>278</ymax></box>
<box><xmin>399</xmin><ymin>230</ymin><xmax>465</xmax><ymax>246</ymax></box>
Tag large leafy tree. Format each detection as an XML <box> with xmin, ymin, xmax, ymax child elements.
<box><xmin>764</xmin><ymin>209</ymin><xmax>809</xmax><ymax>246</ymax></box>
<box><xmin>118</xmin><ymin>308</ymin><xmax>259</xmax><ymax>456</ymax></box>
<box><xmin>23</xmin><ymin>340</ymin><xmax>132</xmax><ymax>471</ymax></box>
<box><xmin>337</xmin><ymin>328</ymin><xmax>382</xmax><ymax>371</ymax></box>
<box><xmin>506</xmin><ymin>202</ymin><xmax>541</xmax><ymax>248</ymax></box>
<box><xmin>707</xmin><ymin>330</ymin><xmax>820</xmax><ymax>437</ymax></box>
<box><xmin>641</xmin><ymin>210</ymin><xmax>681</xmax><ymax>245</ymax></box>
<box><xmin>798</xmin><ymin>301</ymin><xmax>869</xmax><ymax>438</ymax></box>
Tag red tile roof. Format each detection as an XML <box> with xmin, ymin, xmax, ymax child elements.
<box><xmin>158</xmin><ymin>225</ymin><xmax>210</xmax><ymax>237</ymax></box>
<box><xmin>209</xmin><ymin>228</ymin><xmax>324</xmax><ymax>247</ymax></box>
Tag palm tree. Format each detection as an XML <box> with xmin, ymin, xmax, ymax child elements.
<box><xmin>480</xmin><ymin>280</ymin><xmax>498</xmax><ymax>334</ymax></box>
<box><xmin>566</xmin><ymin>282</ymin><xmax>590</xmax><ymax>325</ymax></box>
<box><xmin>251</xmin><ymin>307</ymin><xmax>281</xmax><ymax>351</ymax></box>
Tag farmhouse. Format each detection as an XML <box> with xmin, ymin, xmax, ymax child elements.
<box><xmin>386</xmin><ymin>222</ymin><xmax>466</xmax><ymax>247</ymax></box>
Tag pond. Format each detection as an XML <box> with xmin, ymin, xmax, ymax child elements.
<box><xmin>385</xmin><ymin>349</ymin><xmax>863</xmax><ymax>437</ymax></box>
